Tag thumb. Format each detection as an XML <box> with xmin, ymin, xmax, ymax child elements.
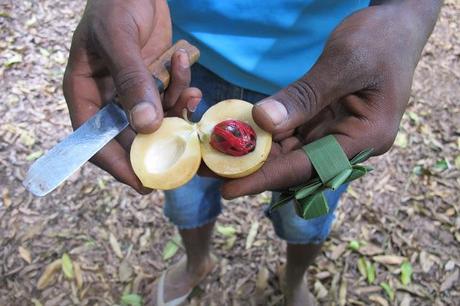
<box><xmin>252</xmin><ymin>45</ymin><xmax>368</xmax><ymax>134</ymax></box>
<box><xmin>97</xmin><ymin>31</ymin><xmax>164</xmax><ymax>133</ymax></box>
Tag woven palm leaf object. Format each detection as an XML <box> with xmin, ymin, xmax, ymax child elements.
<box><xmin>269</xmin><ymin>135</ymin><xmax>374</xmax><ymax>220</ymax></box>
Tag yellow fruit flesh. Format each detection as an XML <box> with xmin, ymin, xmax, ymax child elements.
<box><xmin>199</xmin><ymin>99</ymin><xmax>272</xmax><ymax>178</ymax></box>
<box><xmin>130</xmin><ymin>117</ymin><xmax>201</xmax><ymax>190</ymax></box>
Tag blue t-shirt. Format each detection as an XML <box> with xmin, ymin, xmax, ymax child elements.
<box><xmin>169</xmin><ymin>0</ymin><xmax>369</xmax><ymax>95</ymax></box>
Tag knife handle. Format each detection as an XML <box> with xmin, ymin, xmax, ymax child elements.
<box><xmin>148</xmin><ymin>40</ymin><xmax>200</xmax><ymax>93</ymax></box>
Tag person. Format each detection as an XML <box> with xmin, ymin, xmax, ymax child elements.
<box><xmin>63</xmin><ymin>0</ymin><xmax>441</xmax><ymax>305</ymax></box>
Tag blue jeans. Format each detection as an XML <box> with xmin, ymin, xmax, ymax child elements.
<box><xmin>163</xmin><ymin>64</ymin><xmax>347</xmax><ymax>244</ymax></box>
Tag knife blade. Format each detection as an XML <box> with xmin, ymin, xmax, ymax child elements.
<box><xmin>23</xmin><ymin>40</ymin><xmax>200</xmax><ymax>196</ymax></box>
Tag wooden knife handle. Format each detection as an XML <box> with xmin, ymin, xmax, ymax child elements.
<box><xmin>148</xmin><ymin>40</ymin><xmax>200</xmax><ymax>93</ymax></box>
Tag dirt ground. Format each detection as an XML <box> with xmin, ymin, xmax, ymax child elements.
<box><xmin>0</xmin><ymin>1</ymin><xmax>459</xmax><ymax>306</ymax></box>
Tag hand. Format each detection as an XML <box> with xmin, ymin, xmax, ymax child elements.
<box><xmin>63</xmin><ymin>0</ymin><xmax>201</xmax><ymax>193</ymax></box>
<box><xmin>221</xmin><ymin>0</ymin><xmax>441</xmax><ymax>199</ymax></box>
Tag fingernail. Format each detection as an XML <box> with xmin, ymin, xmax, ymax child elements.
<box><xmin>178</xmin><ymin>49</ymin><xmax>189</xmax><ymax>69</ymax></box>
<box><xmin>130</xmin><ymin>102</ymin><xmax>156</xmax><ymax>131</ymax></box>
<box><xmin>187</xmin><ymin>97</ymin><xmax>201</xmax><ymax>112</ymax></box>
<box><xmin>256</xmin><ymin>99</ymin><xmax>288</xmax><ymax>126</ymax></box>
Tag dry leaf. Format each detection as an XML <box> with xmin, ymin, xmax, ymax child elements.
<box><xmin>109</xmin><ymin>233</ymin><xmax>123</xmax><ymax>259</ymax></box>
<box><xmin>255</xmin><ymin>267</ymin><xmax>269</xmax><ymax>291</ymax></box>
<box><xmin>440</xmin><ymin>269</ymin><xmax>459</xmax><ymax>292</ymax></box>
<box><xmin>419</xmin><ymin>251</ymin><xmax>434</xmax><ymax>273</ymax></box>
<box><xmin>373</xmin><ymin>255</ymin><xmax>406</xmax><ymax>265</ymax></box>
<box><xmin>330</xmin><ymin>243</ymin><xmax>347</xmax><ymax>260</ymax></box>
<box><xmin>339</xmin><ymin>277</ymin><xmax>347</xmax><ymax>306</ymax></box>
<box><xmin>37</xmin><ymin>259</ymin><xmax>62</xmax><ymax>290</ymax></box>
<box><xmin>73</xmin><ymin>262</ymin><xmax>83</xmax><ymax>289</ymax></box>
<box><xmin>369</xmin><ymin>295</ymin><xmax>389</xmax><ymax>306</ymax></box>
<box><xmin>18</xmin><ymin>246</ymin><xmax>32</xmax><ymax>264</ymax></box>
<box><xmin>358</xmin><ymin>243</ymin><xmax>383</xmax><ymax>256</ymax></box>
<box><xmin>314</xmin><ymin>280</ymin><xmax>328</xmax><ymax>299</ymax></box>
<box><xmin>2</xmin><ymin>188</ymin><xmax>11</xmax><ymax>208</ymax></box>
<box><xmin>400</xmin><ymin>293</ymin><xmax>412</xmax><ymax>306</ymax></box>
<box><xmin>245</xmin><ymin>221</ymin><xmax>259</xmax><ymax>250</ymax></box>
<box><xmin>119</xmin><ymin>258</ymin><xmax>133</xmax><ymax>283</ymax></box>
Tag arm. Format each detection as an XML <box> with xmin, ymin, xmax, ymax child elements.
<box><xmin>221</xmin><ymin>0</ymin><xmax>442</xmax><ymax>198</ymax></box>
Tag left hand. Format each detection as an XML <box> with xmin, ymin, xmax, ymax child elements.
<box><xmin>220</xmin><ymin>1</ymin><xmax>441</xmax><ymax>199</ymax></box>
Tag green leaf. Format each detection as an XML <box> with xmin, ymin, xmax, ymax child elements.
<box><xmin>26</xmin><ymin>150</ymin><xmax>43</xmax><ymax>161</ymax></box>
<box><xmin>269</xmin><ymin>193</ymin><xmax>294</xmax><ymax>211</ymax></box>
<box><xmin>350</xmin><ymin>148</ymin><xmax>374</xmax><ymax>165</ymax></box>
<box><xmin>366</xmin><ymin>260</ymin><xmax>376</xmax><ymax>284</ymax></box>
<box><xmin>216</xmin><ymin>224</ymin><xmax>236</xmax><ymax>237</ymax></box>
<box><xmin>357</xmin><ymin>257</ymin><xmax>367</xmax><ymax>278</ymax></box>
<box><xmin>295</xmin><ymin>181</ymin><xmax>322</xmax><ymax>199</ymax></box>
<box><xmin>327</xmin><ymin>168</ymin><xmax>352</xmax><ymax>190</ymax></box>
<box><xmin>380</xmin><ymin>282</ymin><xmax>395</xmax><ymax>300</ymax></box>
<box><xmin>348</xmin><ymin>240</ymin><xmax>360</xmax><ymax>251</ymax></box>
<box><xmin>162</xmin><ymin>240</ymin><xmax>179</xmax><ymax>261</ymax></box>
<box><xmin>400</xmin><ymin>261</ymin><xmax>413</xmax><ymax>286</ymax></box>
<box><xmin>434</xmin><ymin>159</ymin><xmax>449</xmax><ymax>172</ymax></box>
<box><xmin>61</xmin><ymin>253</ymin><xmax>74</xmax><ymax>279</ymax></box>
<box><xmin>299</xmin><ymin>193</ymin><xmax>329</xmax><ymax>220</ymax></box>
<box><xmin>121</xmin><ymin>293</ymin><xmax>143</xmax><ymax>306</ymax></box>
<box><xmin>4</xmin><ymin>53</ymin><xmax>23</xmax><ymax>67</ymax></box>
<box><xmin>407</xmin><ymin>111</ymin><xmax>420</xmax><ymax>125</ymax></box>
<box><xmin>394</xmin><ymin>132</ymin><xmax>408</xmax><ymax>148</ymax></box>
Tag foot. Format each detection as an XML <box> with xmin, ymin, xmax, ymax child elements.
<box><xmin>145</xmin><ymin>255</ymin><xmax>216</xmax><ymax>306</ymax></box>
<box><xmin>283</xmin><ymin>278</ymin><xmax>318</xmax><ymax>306</ymax></box>
<box><xmin>278</xmin><ymin>265</ymin><xmax>318</xmax><ymax>306</ymax></box>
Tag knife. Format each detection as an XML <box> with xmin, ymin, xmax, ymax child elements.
<box><xmin>23</xmin><ymin>40</ymin><xmax>200</xmax><ymax>197</ymax></box>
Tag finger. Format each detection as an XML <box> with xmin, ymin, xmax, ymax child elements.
<box><xmin>163</xmin><ymin>49</ymin><xmax>192</xmax><ymax>110</ymax></box>
<box><xmin>91</xmin><ymin>140</ymin><xmax>152</xmax><ymax>195</ymax></box>
<box><xmin>116</xmin><ymin>126</ymin><xmax>136</xmax><ymax>151</ymax></box>
<box><xmin>92</xmin><ymin>22</ymin><xmax>163</xmax><ymax>133</ymax></box>
<box><xmin>221</xmin><ymin>130</ymin><xmax>371</xmax><ymax>200</ymax></box>
<box><xmin>252</xmin><ymin>38</ymin><xmax>375</xmax><ymax>134</ymax></box>
<box><xmin>166</xmin><ymin>87</ymin><xmax>202</xmax><ymax>118</ymax></box>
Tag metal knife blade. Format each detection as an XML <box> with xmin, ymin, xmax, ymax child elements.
<box><xmin>23</xmin><ymin>102</ymin><xmax>128</xmax><ymax>196</ymax></box>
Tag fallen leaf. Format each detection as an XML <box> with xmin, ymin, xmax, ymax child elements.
<box><xmin>455</xmin><ymin>155</ymin><xmax>460</xmax><ymax>169</ymax></box>
<box><xmin>31</xmin><ymin>298</ymin><xmax>43</xmax><ymax>306</ymax></box>
<box><xmin>366</xmin><ymin>260</ymin><xmax>376</xmax><ymax>284</ymax></box>
<box><xmin>419</xmin><ymin>251</ymin><xmax>434</xmax><ymax>273</ymax></box>
<box><xmin>433</xmin><ymin>159</ymin><xmax>449</xmax><ymax>172</ymax></box>
<box><xmin>4</xmin><ymin>52</ymin><xmax>23</xmax><ymax>67</ymax></box>
<box><xmin>37</xmin><ymin>259</ymin><xmax>62</xmax><ymax>290</ymax></box>
<box><xmin>369</xmin><ymin>295</ymin><xmax>389</xmax><ymax>306</ymax></box>
<box><xmin>358</xmin><ymin>243</ymin><xmax>383</xmax><ymax>256</ymax></box>
<box><xmin>357</xmin><ymin>257</ymin><xmax>367</xmax><ymax>278</ymax></box>
<box><xmin>245</xmin><ymin>221</ymin><xmax>259</xmax><ymax>250</ymax></box>
<box><xmin>163</xmin><ymin>240</ymin><xmax>179</xmax><ymax>261</ymax></box>
<box><xmin>255</xmin><ymin>267</ymin><xmax>269</xmax><ymax>291</ymax></box>
<box><xmin>74</xmin><ymin>262</ymin><xmax>83</xmax><ymax>289</ymax></box>
<box><xmin>26</xmin><ymin>150</ymin><xmax>43</xmax><ymax>161</ymax></box>
<box><xmin>62</xmin><ymin>253</ymin><xmax>74</xmax><ymax>279</ymax></box>
<box><xmin>216</xmin><ymin>224</ymin><xmax>237</xmax><ymax>237</ymax></box>
<box><xmin>445</xmin><ymin>260</ymin><xmax>456</xmax><ymax>271</ymax></box>
<box><xmin>380</xmin><ymin>282</ymin><xmax>394</xmax><ymax>301</ymax></box>
<box><xmin>339</xmin><ymin>277</ymin><xmax>347</xmax><ymax>306</ymax></box>
<box><xmin>109</xmin><ymin>233</ymin><xmax>123</xmax><ymax>259</ymax></box>
<box><xmin>2</xmin><ymin>188</ymin><xmax>11</xmax><ymax>208</ymax></box>
<box><xmin>400</xmin><ymin>262</ymin><xmax>413</xmax><ymax>286</ymax></box>
<box><xmin>121</xmin><ymin>293</ymin><xmax>142</xmax><ymax>306</ymax></box>
<box><xmin>373</xmin><ymin>255</ymin><xmax>406</xmax><ymax>266</ymax></box>
<box><xmin>400</xmin><ymin>293</ymin><xmax>412</xmax><ymax>306</ymax></box>
<box><xmin>223</xmin><ymin>235</ymin><xmax>237</xmax><ymax>251</ymax></box>
<box><xmin>119</xmin><ymin>258</ymin><xmax>133</xmax><ymax>282</ymax></box>
<box><xmin>440</xmin><ymin>269</ymin><xmax>459</xmax><ymax>292</ymax></box>
<box><xmin>330</xmin><ymin>243</ymin><xmax>347</xmax><ymax>260</ymax></box>
<box><xmin>18</xmin><ymin>246</ymin><xmax>32</xmax><ymax>264</ymax></box>
<box><xmin>394</xmin><ymin>132</ymin><xmax>408</xmax><ymax>148</ymax></box>
<box><xmin>314</xmin><ymin>280</ymin><xmax>328</xmax><ymax>299</ymax></box>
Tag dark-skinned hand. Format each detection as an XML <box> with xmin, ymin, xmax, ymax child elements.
<box><xmin>220</xmin><ymin>0</ymin><xmax>441</xmax><ymax>199</ymax></box>
<box><xmin>63</xmin><ymin>0</ymin><xmax>201</xmax><ymax>194</ymax></box>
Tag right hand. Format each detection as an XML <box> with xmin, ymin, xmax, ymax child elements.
<box><xmin>63</xmin><ymin>0</ymin><xmax>202</xmax><ymax>194</ymax></box>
